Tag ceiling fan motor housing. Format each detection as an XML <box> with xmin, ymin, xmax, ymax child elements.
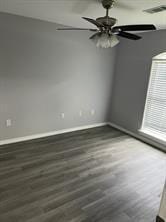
<box><xmin>96</xmin><ymin>17</ymin><xmax>117</xmax><ymax>27</ymax></box>
<box><xmin>102</xmin><ymin>0</ymin><xmax>115</xmax><ymax>9</ymax></box>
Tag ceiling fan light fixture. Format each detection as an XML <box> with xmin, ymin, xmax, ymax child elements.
<box><xmin>92</xmin><ymin>33</ymin><xmax>119</xmax><ymax>48</ymax></box>
<box><xmin>90</xmin><ymin>33</ymin><xmax>101</xmax><ymax>43</ymax></box>
<box><xmin>97</xmin><ymin>33</ymin><xmax>110</xmax><ymax>48</ymax></box>
<box><xmin>110</xmin><ymin>34</ymin><xmax>120</xmax><ymax>47</ymax></box>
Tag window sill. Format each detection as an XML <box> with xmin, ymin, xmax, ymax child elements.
<box><xmin>139</xmin><ymin>128</ymin><xmax>166</xmax><ymax>145</ymax></box>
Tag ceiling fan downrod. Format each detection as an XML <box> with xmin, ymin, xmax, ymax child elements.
<box><xmin>96</xmin><ymin>0</ymin><xmax>117</xmax><ymax>27</ymax></box>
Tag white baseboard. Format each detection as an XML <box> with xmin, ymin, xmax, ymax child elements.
<box><xmin>1</xmin><ymin>122</ymin><xmax>165</xmax><ymax>152</ymax></box>
<box><xmin>108</xmin><ymin>122</ymin><xmax>166</xmax><ymax>153</ymax></box>
<box><xmin>0</xmin><ymin>122</ymin><xmax>108</xmax><ymax>146</ymax></box>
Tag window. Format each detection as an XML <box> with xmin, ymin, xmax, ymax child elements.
<box><xmin>140</xmin><ymin>53</ymin><xmax>166</xmax><ymax>142</ymax></box>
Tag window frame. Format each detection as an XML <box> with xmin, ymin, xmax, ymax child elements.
<box><xmin>139</xmin><ymin>54</ymin><xmax>166</xmax><ymax>144</ymax></box>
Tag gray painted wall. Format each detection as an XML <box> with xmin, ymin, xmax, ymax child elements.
<box><xmin>110</xmin><ymin>29</ymin><xmax>166</xmax><ymax>147</ymax></box>
<box><xmin>159</xmin><ymin>182</ymin><xmax>166</xmax><ymax>221</ymax></box>
<box><xmin>0</xmin><ymin>13</ymin><xmax>116</xmax><ymax>141</ymax></box>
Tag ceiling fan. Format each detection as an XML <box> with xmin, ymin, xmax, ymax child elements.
<box><xmin>57</xmin><ymin>0</ymin><xmax>156</xmax><ymax>48</ymax></box>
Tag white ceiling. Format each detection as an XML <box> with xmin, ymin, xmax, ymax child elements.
<box><xmin>0</xmin><ymin>0</ymin><xmax>165</xmax><ymax>29</ymax></box>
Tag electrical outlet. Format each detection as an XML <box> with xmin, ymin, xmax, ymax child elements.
<box><xmin>61</xmin><ymin>113</ymin><xmax>65</xmax><ymax>119</ymax></box>
<box><xmin>91</xmin><ymin>109</ymin><xmax>95</xmax><ymax>116</ymax></box>
<box><xmin>6</xmin><ymin>119</ymin><xmax>12</xmax><ymax>127</ymax></box>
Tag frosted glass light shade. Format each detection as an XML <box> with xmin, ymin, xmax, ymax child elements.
<box><xmin>110</xmin><ymin>34</ymin><xmax>120</xmax><ymax>48</ymax></box>
<box><xmin>91</xmin><ymin>33</ymin><xmax>119</xmax><ymax>48</ymax></box>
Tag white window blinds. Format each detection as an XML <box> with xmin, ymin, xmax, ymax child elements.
<box><xmin>141</xmin><ymin>59</ymin><xmax>166</xmax><ymax>142</ymax></box>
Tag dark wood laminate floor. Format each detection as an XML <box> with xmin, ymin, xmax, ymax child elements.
<box><xmin>0</xmin><ymin>126</ymin><xmax>165</xmax><ymax>222</ymax></box>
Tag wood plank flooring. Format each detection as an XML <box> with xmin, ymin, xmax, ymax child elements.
<box><xmin>0</xmin><ymin>126</ymin><xmax>165</xmax><ymax>222</ymax></box>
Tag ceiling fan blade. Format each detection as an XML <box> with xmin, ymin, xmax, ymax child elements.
<box><xmin>72</xmin><ymin>1</ymin><xmax>91</xmax><ymax>14</ymax></box>
<box><xmin>89</xmin><ymin>32</ymin><xmax>101</xmax><ymax>40</ymax></box>
<box><xmin>72</xmin><ymin>0</ymin><xmax>98</xmax><ymax>14</ymax></box>
<box><xmin>113</xmin><ymin>24</ymin><xmax>156</xmax><ymax>32</ymax></box>
<box><xmin>115</xmin><ymin>2</ymin><xmax>134</xmax><ymax>10</ymax></box>
<box><xmin>82</xmin><ymin>17</ymin><xmax>103</xmax><ymax>28</ymax></box>
<box><xmin>57</xmin><ymin>28</ymin><xmax>97</xmax><ymax>31</ymax></box>
<box><xmin>72</xmin><ymin>0</ymin><xmax>101</xmax><ymax>14</ymax></box>
<box><xmin>117</xmin><ymin>31</ymin><xmax>142</xmax><ymax>40</ymax></box>
<box><xmin>73</xmin><ymin>0</ymin><xmax>133</xmax><ymax>13</ymax></box>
